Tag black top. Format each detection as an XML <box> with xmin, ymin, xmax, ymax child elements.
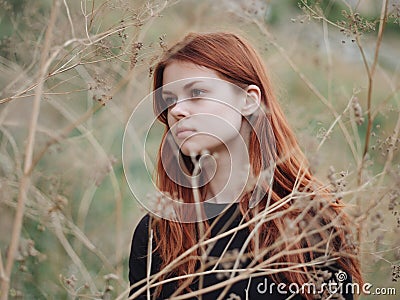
<box><xmin>129</xmin><ymin>203</ymin><xmax>353</xmax><ymax>299</ymax></box>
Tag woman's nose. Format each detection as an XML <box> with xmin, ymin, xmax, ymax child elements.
<box><xmin>169</xmin><ymin>99</ymin><xmax>189</xmax><ymax>119</ymax></box>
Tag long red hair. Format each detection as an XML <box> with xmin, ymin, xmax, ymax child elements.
<box><xmin>151</xmin><ymin>32</ymin><xmax>362</xmax><ymax>298</ymax></box>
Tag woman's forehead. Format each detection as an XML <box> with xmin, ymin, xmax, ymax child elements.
<box><xmin>162</xmin><ymin>61</ymin><xmax>221</xmax><ymax>85</ymax></box>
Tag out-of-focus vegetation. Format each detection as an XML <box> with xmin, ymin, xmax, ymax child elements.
<box><xmin>0</xmin><ymin>0</ymin><xmax>399</xmax><ymax>299</ymax></box>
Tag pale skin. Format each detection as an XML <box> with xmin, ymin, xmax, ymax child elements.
<box><xmin>162</xmin><ymin>61</ymin><xmax>261</xmax><ymax>204</ymax></box>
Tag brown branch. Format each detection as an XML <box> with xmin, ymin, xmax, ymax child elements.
<box><xmin>361</xmin><ymin>0</ymin><xmax>389</xmax><ymax>160</ymax></box>
<box><xmin>354</xmin><ymin>0</ymin><xmax>389</xmax><ymax>251</ymax></box>
<box><xmin>52</xmin><ymin>212</ymin><xmax>98</xmax><ymax>293</ymax></box>
<box><xmin>0</xmin><ymin>1</ymin><xmax>61</xmax><ymax>299</ymax></box>
<box><xmin>0</xmin><ymin>251</ymin><xmax>5</xmax><ymax>285</ymax></box>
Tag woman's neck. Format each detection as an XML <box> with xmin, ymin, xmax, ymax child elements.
<box><xmin>205</xmin><ymin>136</ymin><xmax>250</xmax><ymax>204</ymax></box>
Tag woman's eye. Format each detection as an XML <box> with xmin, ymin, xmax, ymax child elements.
<box><xmin>191</xmin><ymin>89</ymin><xmax>204</xmax><ymax>98</ymax></box>
<box><xmin>164</xmin><ymin>97</ymin><xmax>177</xmax><ymax>106</ymax></box>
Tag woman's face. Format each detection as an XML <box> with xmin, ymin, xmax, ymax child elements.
<box><xmin>162</xmin><ymin>61</ymin><xmax>246</xmax><ymax>156</ymax></box>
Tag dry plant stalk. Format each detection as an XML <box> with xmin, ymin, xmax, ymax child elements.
<box><xmin>0</xmin><ymin>1</ymin><xmax>61</xmax><ymax>299</ymax></box>
<box><xmin>0</xmin><ymin>0</ymin><xmax>177</xmax><ymax>298</ymax></box>
<box><xmin>1</xmin><ymin>0</ymin><xmax>398</xmax><ymax>299</ymax></box>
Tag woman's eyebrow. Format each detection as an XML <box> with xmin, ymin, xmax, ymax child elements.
<box><xmin>162</xmin><ymin>80</ymin><xmax>203</xmax><ymax>95</ymax></box>
<box><xmin>183</xmin><ymin>80</ymin><xmax>203</xmax><ymax>90</ymax></box>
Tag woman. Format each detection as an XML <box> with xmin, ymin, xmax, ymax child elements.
<box><xmin>129</xmin><ymin>32</ymin><xmax>362</xmax><ymax>299</ymax></box>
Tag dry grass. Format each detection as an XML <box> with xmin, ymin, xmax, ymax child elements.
<box><xmin>0</xmin><ymin>0</ymin><xmax>399</xmax><ymax>299</ymax></box>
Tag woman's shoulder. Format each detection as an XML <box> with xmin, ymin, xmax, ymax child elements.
<box><xmin>130</xmin><ymin>214</ymin><xmax>153</xmax><ymax>257</ymax></box>
<box><xmin>132</xmin><ymin>214</ymin><xmax>151</xmax><ymax>241</ymax></box>
<box><xmin>135</xmin><ymin>213</ymin><xmax>151</xmax><ymax>229</ymax></box>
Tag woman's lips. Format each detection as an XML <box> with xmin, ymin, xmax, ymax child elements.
<box><xmin>175</xmin><ymin>127</ymin><xmax>197</xmax><ymax>138</ymax></box>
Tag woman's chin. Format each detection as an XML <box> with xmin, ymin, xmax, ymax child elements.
<box><xmin>177</xmin><ymin>136</ymin><xmax>225</xmax><ymax>157</ymax></box>
<box><xmin>179</xmin><ymin>141</ymin><xmax>215</xmax><ymax>157</ymax></box>
<box><xmin>179</xmin><ymin>143</ymin><xmax>203</xmax><ymax>157</ymax></box>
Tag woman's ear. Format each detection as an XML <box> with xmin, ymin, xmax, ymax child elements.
<box><xmin>241</xmin><ymin>84</ymin><xmax>261</xmax><ymax>116</ymax></box>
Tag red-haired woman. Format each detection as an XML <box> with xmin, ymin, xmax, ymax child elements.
<box><xmin>129</xmin><ymin>32</ymin><xmax>362</xmax><ymax>299</ymax></box>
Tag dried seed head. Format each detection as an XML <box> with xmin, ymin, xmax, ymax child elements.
<box><xmin>352</xmin><ymin>97</ymin><xmax>364</xmax><ymax>125</ymax></box>
<box><xmin>392</xmin><ymin>264</ymin><xmax>400</xmax><ymax>282</ymax></box>
<box><xmin>226</xmin><ymin>293</ymin><xmax>241</xmax><ymax>300</ymax></box>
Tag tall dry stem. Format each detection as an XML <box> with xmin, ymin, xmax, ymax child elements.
<box><xmin>0</xmin><ymin>1</ymin><xmax>61</xmax><ymax>299</ymax></box>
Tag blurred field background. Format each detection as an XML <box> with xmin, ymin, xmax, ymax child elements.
<box><xmin>0</xmin><ymin>0</ymin><xmax>399</xmax><ymax>299</ymax></box>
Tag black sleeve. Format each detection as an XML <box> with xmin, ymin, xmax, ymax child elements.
<box><xmin>129</xmin><ymin>214</ymin><xmax>151</xmax><ymax>299</ymax></box>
